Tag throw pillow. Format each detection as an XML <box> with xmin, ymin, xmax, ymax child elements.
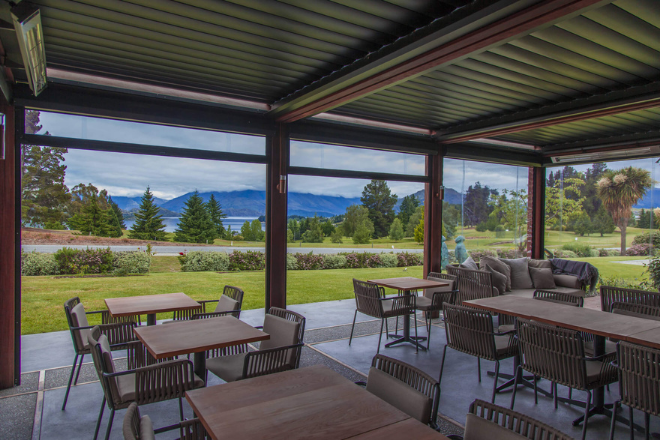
<box><xmin>484</xmin><ymin>264</ymin><xmax>507</xmax><ymax>296</ymax></box>
<box><xmin>529</xmin><ymin>267</ymin><xmax>556</xmax><ymax>289</ymax></box>
<box><xmin>460</xmin><ymin>256</ymin><xmax>479</xmax><ymax>271</ymax></box>
<box><xmin>528</xmin><ymin>259</ymin><xmax>552</xmax><ymax>269</ymax></box>
<box><xmin>501</xmin><ymin>257</ymin><xmax>534</xmax><ymax>289</ymax></box>
<box><xmin>480</xmin><ymin>256</ymin><xmax>512</xmax><ymax>291</ymax></box>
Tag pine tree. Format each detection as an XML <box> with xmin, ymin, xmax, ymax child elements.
<box><xmin>174</xmin><ymin>191</ymin><xmax>216</xmax><ymax>243</ymax></box>
<box><xmin>129</xmin><ymin>187</ymin><xmax>167</xmax><ymax>241</ymax></box>
<box><xmin>106</xmin><ymin>205</ymin><xmax>123</xmax><ymax>238</ymax></box>
<box><xmin>206</xmin><ymin>194</ymin><xmax>227</xmax><ymax>238</ymax></box>
<box><xmin>593</xmin><ymin>207</ymin><xmax>615</xmax><ymax>237</ymax></box>
<box><xmin>361</xmin><ymin>180</ymin><xmax>397</xmax><ymax>238</ymax></box>
<box><xmin>389</xmin><ymin>218</ymin><xmax>404</xmax><ymax>240</ymax></box>
<box><xmin>301</xmin><ymin>215</ymin><xmax>324</xmax><ymax>243</ymax></box>
<box><xmin>108</xmin><ymin>197</ymin><xmax>127</xmax><ymax>229</ymax></box>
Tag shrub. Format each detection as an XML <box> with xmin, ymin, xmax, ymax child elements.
<box><xmin>468</xmin><ymin>250</ymin><xmax>497</xmax><ymax>263</ymax></box>
<box><xmin>54</xmin><ymin>247</ymin><xmax>114</xmax><ymax>274</ymax></box>
<box><xmin>379</xmin><ymin>253</ymin><xmax>398</xmax><ymax>268</ymax></box>
<box><xmin>598</xmin><ymin>275</ymin><xmax>651</xmax><ymax>291</ymax></box>
<box><xmin>179</xmin><ymin>251</ymin><xmax>229</xmax><ymax>272</ymax></box>
<box><xmin>626</xmin><ymin>244</ymin><xmax>656</xmax><ymax>257</ymax></box>
<box><xmin>632</xmin><ymin>231</ymin><xmax>660</xmax><ymax>247</ymax></box>
<box><xmin>397</xmin><ymin>252</ymin><xmax>422</xmax><ymax>267</ymax></box>
<box><xmin>330</xmin><ymin>230</ymin><xmax>343</xmax><ymax>243</ymax></box>
<box><xmin>496</xmin><ymin>248</ymin><xmax>520</xmax><ymax>259</ymax></box>
<box><xmin>294</xmin><ymin>252</ymin><xmax>325</xmax><ymax>270</ymax></box>
<box><xmin>608</xmin><ymin>249</ymin><xmax>621</xmax><ymax>256</ymax></box>
<box><xmin>113</xmin><ymin>251</ymin><xmax>151</xmax><ymax>274</ymax></box>
<box><xmin>553</xmin><ymin>249</ymin><xmax>577</xmax><ymax>258</ymax></box>
<box><xmin>598</xmin><ymin>248</ymin><xmax>610</xmax><ymax>257</ymax></box>
<box><xmin>324</xmin><ymin>255</ymin><xmax>347</xmax><ymax>269</ymax></box>
<box><xmin>561</xmin><ymin>243</ymin><xmax>593</xmax><ymax>258</ymax></box>
<box><xmin>229</xmin><ymin>250</ymin><xmax>265</xmax><ymax>271</ymax></box>
<box><xmin>21</xmin><ymin>251</ymin><xmax>59</xmax><ymax>276</ymax></box>
<box><xmin>645</xmin><ymin>257</ymin><xmax>660</xmax><ymax>290</ymax></box>
<box><xmin>286</xmin><ymin>254</ymin><xmax>298</xmax><ymax>270</ymax></box>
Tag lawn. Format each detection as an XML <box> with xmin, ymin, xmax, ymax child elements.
<box><xmin>21</xmin><ymin>266</ymin><xmax>422</xmax><ymax>335</ymax></box>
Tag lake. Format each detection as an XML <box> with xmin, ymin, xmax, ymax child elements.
<box><xmin>124</xmin><ymin>217</ymin><xmax>263</xmax><ymax>233</ymax></box>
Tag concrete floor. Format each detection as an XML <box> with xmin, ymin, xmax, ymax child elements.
<box><xmin>3</xmin><ymin>298</ymin><xmax>659</xmax><ymax>439</ymax></box>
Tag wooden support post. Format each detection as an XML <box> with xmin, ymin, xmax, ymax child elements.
<box><xmin>265</xmin><ymin>124</ymin><xmax>288</xmax><ymax>310</ymax></box>
<box><xmin>424</xmin><ymin>153</ymin><xmax>443</xmax><ymax>277</ymax></box>
<box><xmin>527</xmin><ymin>167</ymin><xmax>546</xmax><ymax>259</ymax></box>
<box><xmin>0</xmin><ymin>102</ymin><xmax>18</xmax><ymax>389</ymax></box>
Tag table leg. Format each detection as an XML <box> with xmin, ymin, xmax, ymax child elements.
<box><xmin>193</xmin><ymin>352</ymin><xmax>206</xmax><ymax>385</ymax></box>
<box><xmin>492</xmin><ymin>353</ymin><xmax>549</xmax><ymax>396</ymax></box>
<box><xmin>385</xmin><ymin>289</ymin><xmax>427</xmax><ymax>351</ymax></box>
<box><xmin>147</xmin><ymin>314</ymin><xmax>157</xmax><ymax>326</ymax></box>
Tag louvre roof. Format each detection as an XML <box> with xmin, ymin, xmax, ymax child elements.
<box><xmin>5</xmin><ymin>0</ymin><xmax>660</xmax><ymax>162</ymax></box>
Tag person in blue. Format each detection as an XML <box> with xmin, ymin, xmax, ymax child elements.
<box><xmin>454</xmin><ymin>235</ymin><xmax>468</xmax><ymax>264</ymax></box>
<box><xmin>441</xmin><ymin>235</ymin><xmax>449</xmax><ymax>270</ymax></box>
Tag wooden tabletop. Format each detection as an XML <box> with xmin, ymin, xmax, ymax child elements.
<box><xmin>134</xmin><ymin>316</ymin><xmax>269</xmax><ymax>359</ymax></box>
<box><xmin>368</xmin><ymin>277</ymin><xmax>449</xmax><ymax>291</ymax></box>
<box><xmin>186</xmin><ymin>365</ymin><xmax>449</xmax><ymax>440</ymax></box>
<box><xmin>105</xmin><ymin>292</ymin><xmax>200</xmax><ymax>317</ymax></box>
<box><xmin>465</xmin><ymin>296</ymin><xmax>660</xmax><ymax>346</ymax></box>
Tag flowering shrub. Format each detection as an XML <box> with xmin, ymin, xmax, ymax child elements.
<box><xmin>626</xmin><ymin>244</ymin><xmax>656</xmax><ymax>257</ymax></box>
<box><xmin>21</xmin><ymin>252</ymin><xmax>60</xmax><ymax>276</ymax></box>
<box><xmin>22</xmin><ymin>248</ymin><xmax>149</xmax><ymax>276</ymax></box>
<box><xmin>396</xmin><ymin>252</ymin><xmax>422</xmax><ymax>267</ymax></box>
<box><xmin>632</xmin><ymin>232</ymin><xmax>660</xmax><ymax>247</ymax></box>
<box><xmin>286</xmin><ymin>254</ymin><xmax>298</xmax><ymax>270</ymax></box>
<box><xmin>324</xmin><ymin>255</ymin><xmax>347</xmax><ymax>269</ymax></box>
<box><xmin>179</xmin><ymin>251</ymin><xmax>229</xmax><ymax>272</ymax></box>
<box><xmin>468</xmin><ymin>250</ymin><xmax>497</xmax><ymax>263</ymax></box>
<box><xmin>496</xmin><ymin>248</ymin><xmax>523</xmax><ymax>259</ymax></box>
<box><xmin>54</xmin><ymin>247</ymin><xmax>114</xmax><ymax>274</ymax></box>
<box><xmin>229</xmin><ymin>250</ymin><xmax>265</xmax><ymax>271</ymax></box>
<box><xmin>294</xmin><ymin>252</ymin><xmax>325</xmax><ymax>270</ymax></box>
<box><xmin>113</xmin><ymin>251</ymin><xmax>152</xmax><ymax>274</ymax></box>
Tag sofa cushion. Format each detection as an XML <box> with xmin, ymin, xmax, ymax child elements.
<box><xmin>423</xmin><ymin>276</ymin><xmax>455</xmax><ymax>300</ymax></box>
<box><xmin>480</xmin><ymin>256</ymin><xmax>511</xmax><ymax>291</ymax></box>
<box><xmin>366</xmin><ymin>367</ymin><xmax>432</xmax><ymax>424</ymax></box>
<box><xmin>528</xmin><ymin>259</ymin><xmax>552</xmax><ymax>269</ymax></box>
<box><xmin>460</xmin><ymin>256</ymin><xmax>479</xmax><ymax>271</ymax></box>
<box><xmin>553</xmin><ymin>274</ymin><xmax>581</xmax><ymax>289</ymax></box>
<box><xmin>463</xmin><ymin>414</ymin><xmax>526</xmax><ymax>440</ymax></box>
<box><xmin>501</xmin><ymin>258</ymin><xmax>534</xmax><ymax>289</ymax></box>
<box><xmin>484</xmin><ymin>264</ymin><xmax>507</xmax><ymax>297</ymax></box>
<box><xmin>206</xmin><ymin>353</ymin><xmax>248</xmax><ymax>382</ymax></box>
<box><xmin>529</xmin><ymin>267</ymin><xmax>556</xmax><ymax>289</ymax></box>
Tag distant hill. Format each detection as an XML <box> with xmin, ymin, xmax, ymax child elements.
<box><xmin>122</xmin><ymin>207</ymin><xmax>180</xmax><ymax>220</ymax></box>
<box><xmin>394</xmin><ymin>188</ymin><xmax>463</xmax><ymax>211</ymax></box>
<box><xmin>110</xmin><ymin>196</ymin><xmax>168</xmax><ymax>211</ymax></box>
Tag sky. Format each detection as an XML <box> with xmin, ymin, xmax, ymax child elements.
<box><xmin>37</xmin><ymin>110</ymin><xmax>654</xmax><ymax>201</ymax></box>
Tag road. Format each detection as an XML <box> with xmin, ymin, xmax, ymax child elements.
<box><xmin>22</xmin><ymin>244</ymin><xmax>424</xmax><ymax>255</ymax></box>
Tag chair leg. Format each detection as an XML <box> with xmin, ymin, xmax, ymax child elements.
<box><xmin>510</xmin><ymin>365</ymin><xmax>522</xmax><ymax>410</ymax></box>
<box><xmin>179</xmin><ymin>397</ymin><xmax>185</xmax><ymax>421</ymax></box>
<box><xmin>645</xmin><ymin>412</ymin><xmax>651</xmax><ymax>440</ymax></box>
<box><xmin>376</xmin><ymin>319</ymin><xmax>384</xmax><ymax>355</ymax></box>
<box><xmin>491</xmin><ymin>361</ymin><xmax>500</xmax><ymax>404</ymax></box>
<box><xmin>348</xmin><ymin>310</ymin><xmax>358</xmax><ymax>346</ymax></box>
<box><xmin>581</xmin><ymin>390</ymin><xmax>591</xmax><ymax>440</ymax></box>
<box><xmin>73</xmin><ymin>354</ymin><xmax>84</xmax><ymax>385</ymax></box>
<box><xmin>569</xmin><ymin>387</ymin><xmax>572</xmax><ymax>400</ymax></box>
<box><xmin>609</xmin><ymin>400</ymin><xmax>619</xmax><ymax>440</ymax></box>
<box><xmin>554</xmin><ymin>382</ymin><xmax>558</xmax><ymax>409</ymax></box>
<box><xmin>630</xmin><ymin>406</ymin><xmax>635</xmax><ymax>440</ymax></box>
<box><xmin>426</xmin><ymin>314</ymin><xmax>432</xmax><ymax>350</ymax></box>
<box><xmin>477</xmin><ymin>357</ymin><xmax>481</xmax><ymax>383</ymax></box>
<box><xmin>93</xmin><ymin>396</ymin><xmax>106</xmax><ymax>440</ymax></box>
<box><xmin>439</xmin><ymin>345</ymin><xmax>448</xmax><ymax>384</ymax></box>
<box><xmin>104</xmin><ymin>408</ymin><xmax>115</xmax><ymax>440</ymax></box>
<box><xmin>385</xmin><ymin>317</ymin><xmax>390</xmax><ymax>338</ymax></box>
<box><xmin>533</xmin><ymin>375</ymin><xmax>538</xmax><ymax>405</ymax></box>
<box><xmin>61</xmin><ymin>353</ymin><xmax>79</xmax><ymax>411</ymax></box>
<box><xmin>414</xmin><ymin>313</ymin><xmax>419</xmax><ymax>354</ymax></box>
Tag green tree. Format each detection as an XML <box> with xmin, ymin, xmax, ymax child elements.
<box><xmin>572</xmin><ymin>213</ymin><xmax>593</xmax><ymax>237</ymax></box>
<box><xmin>128</xmin><ymin>186</ymin><xmax>167</xmax><ymax>241</ymax></box>
<box><xmin>352</xmin><ymin>217</ymin><xmax>374</xmax><ymax>244</ymax></box>
<box><xmin>250</xmin><ymin>219</ymin><xmax>264</xmax><ymax>241</ymax></box>
<box><xmin>414</xmin><ymin>212</ymin><xmax>424</xmax><ymax>243</ymax></box>
<box><xmin>331</xmin><ymin>229</ymin><xmax>343</xmax><ymax>243</ymax></box>
<box><xmin>21</xmin><ymin>110</ymin><xmax>70</xmax><ymax>228</ymax></box>
<box><xmin>240</xmin><ymin>220</ymin><xmax>253</xmax><ymax>241</ymax></box>
<box><xmin>398</xmin><ymin>194</ymin><xmax>419</xmax><ymax>228</ymax></box>
<box><xmin>108</xmin><ymin>197</ymin><xmax>126</xmax><ymax>230</ymax></box>
<box><xmin>206</xmin><ymin>194</ymin><xmax>227</xmax><ymax>238</ymax></box>
<box><xmin>287</xmin><ymin>229</ymin><xmax>294</xmax><ymax>243</ymax></box>
<box><xmin>545</xmin><ymin>176</ymin><xmax>586</xmax><ymax>230</ymax></box>
<box><xmin>406</xmin><ymin>206</ymin><xmax>423</xmax><ymax>237</ymax></box>
<box><xmin>488</xmin><ymin>189</ymin><xmax>528</xmax><ymax>240</ymax></box>
<box><xmin>288</xmin><ymin>219</ymin><xmax>300</xmax><ymax>240</ymax></box>
<box><xmin>66</xmin><ymin>184</ymin><xmax>118</xmax><ymax>237</ymax></box>
<box><xmin>174</xmin><ymin>191</ymin><xmax>216</xmax><ymax>243</ymax></box>
<box><xmin>302</xmin><ymin>215</ymin><xmax>324</xmax><ymax>243</ymax></box>
<box><xmin>321</xmin><ymin>219</ymin><xmax>335</xmax><ymax>237</ymax></box>
<box><xmin>597</xmin><ymin>167</ymin><xmax>653</xmax><ymax>255</ymax></box>
<box><xmin>342</xmin><ymin>204</ymin><xmax>370</xmax><ymax>237</ymax></box>
<box><xmin>593</xmin><ymin>207</ymin><xmax>615</xmax><ymax>237</ymax></box>
<box><xmin>361</xmin><ymin>180</ymin><xmax>397</xmax><ymax>238</ymax></box>
<box><xmin>389</xmin><ymin>218</ymin><xmax>404</xmax><ymax>240</ymax></box>
<box><xmin>464</xmin><ymin>182</ymin><xmax>497</xmax><ymax>227</ymax></box>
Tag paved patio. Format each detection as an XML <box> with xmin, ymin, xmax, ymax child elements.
<box><xmin>2</xmin><ymin>298</ymin><xmax>657</xmax><ymax>439</ymax></box>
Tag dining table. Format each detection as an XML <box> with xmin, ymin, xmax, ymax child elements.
<box><xmin>133</xmin><ymin>315</ymin><xmax>269</xmax><ymax>381</ymax></box>
<box><xmin>368</xmin><ymin>277</ymin><xmax>449</xmax><ymax>351</ymax></box>
<box><xmin>185</xmin><ymin>364</ymin><xmax>448</xmax><ymax>440</ymax></box>
<box><xmin>465</xmin><ymin>295</ymin><xmax>660</xmax><ymax>430</ymax></box>
<box><xmin>105</xmin><ymin>292</ymin><xmax>201</xmax><ymax>325</ymax></box>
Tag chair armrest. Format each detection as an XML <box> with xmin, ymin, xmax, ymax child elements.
<box><xmin>192</xmin><ymin>310</ymin><xmax>240</xmax><ymax>320</ymax></box>
<box><xmin>198</xmin><ymin>299</ymin><xmax>219</xmax><ymax>313</ymax></box>
<box><xmin>103</xmin><ymin>368</ymin><xmax>138</xmax><ymax>378</ymax></box>
<box><xmin>133</xmin><ymin>359</ymin><xmax>199</xmax><ymax>403</ymax></box>
<box><xmin>494</xmin><ymin>329</ymin><xmax>516</xmax><ymax>337</ymax></box>
<box><xmin>85</xmin><ymin>310</ymin><xmax>107</xmax><ymax>316</ymax></box>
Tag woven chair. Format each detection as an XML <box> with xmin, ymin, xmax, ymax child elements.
<box><xmin>88</xmin><ymin>326</ymin><xmax>205</xmax><ymax>440</ymax></box>
<box><xmin>349</xmin><ymin>279</ymin><xmax>418</xmax><ymax>354</ymax></box>
<box><xmin>206</xmin><ymin>307</ymin><xmax>305</xmax><ymax>383</ymax></box>
<box><xmin>440</xmin><ymin>303</ymin><xmax>518</xmax><ymax>404</ymax></box>
<box><xmin>511</xmin><ymin>318</ymin><xmax>618</xmax><ymax>440</ymax></box>
<box><xmin>610</xmin><ymin>341</ymin><xmax>660</xmax><ymax>440</ymax></box>
<box><xmin>123</xmin><ymin>402</ymin><xmax>209</xmax><ymax>440</ymax></box>
<box><xmin>414</xmin><ymin>272</ymin><xmax>457</xmax><ymax>349</ymax></box>
<box><xmin>62</xmin><ymin>297</ymin><xmax>139</xmax><ymax>411</ymax></box>
<box><xmin>447</xmin><ymin>399</ymin><xmax>575</xmax><ymax>440</ymax></box>
<box><xmin>358</xmin><ymin>354</ymin><xmax>440</xmax><ymax>429</ymax></box>
<box><xmin>170</xmin><ymin>285</ymin><xmax>244</xmax><ymax>322</ymax></box>
<box><xmin>451</xmin><ymin>268</ymin><xmax>497</xmax><ymax>305</ymax></box>
<box><xmin>600</xmin><ymin>286</ymin><xmax>660</xmax><ymax>313</ymax></box>
<box><xmin>611</xmin><ymin>301</ymin><xmax>660</xmax><ymax>320</ymax></box>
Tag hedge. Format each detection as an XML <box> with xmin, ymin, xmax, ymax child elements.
<box><xmin>21</xmin><ymin>248</ymin><xmax>151</xmax><ymax>276</ymax></box>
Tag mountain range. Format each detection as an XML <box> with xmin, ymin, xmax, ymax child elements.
<box><xmin>111</xmin><ymin>187</ymin><xmax>466</xmax><ymax>218</ymax></box>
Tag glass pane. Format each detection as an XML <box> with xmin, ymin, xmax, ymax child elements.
<box><xmin>290</xmin><ymin>141</ymin><xmax>425</xmax><ymax>176</ymax></box>
<box><xmin>31</xmin><ymin>110</ymin><xmax>266</xmax><ymax>155</ymax></box>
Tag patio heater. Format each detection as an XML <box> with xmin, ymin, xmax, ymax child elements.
<box><xmin>12</xmin><ymin>2</ymin><xmax>47</xmax><ymax>96</ymax></box>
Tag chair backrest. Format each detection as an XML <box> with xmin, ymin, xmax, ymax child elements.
<box><xmin>465</xmin><ymin>399</ymin><xmax>574</xmax><ymax>440</ymax></box>
<box><xmin>611</xmin><ymin>301</ymin><xmax>660</xmax><ymax>321</ymax></box>
<box><xmin>533</xmin><ymin>290</ymin><xmax>584</xmax><ymax>307</ymax></box>
<box><xmin>600</xmin><ymin>286</ymin><xmax>660</xmax><ymax>313</ymax></box>
<box><xmin>88</xmin><ymin>326</ymin><xmax>122</xmax><ymax>409</ymax></box>
<box><xmin>122</xmin><ymin>402</ymin><xmax>143</xmax><ymax>440</ymax></box>
<box><xmin>426</xmin><ymin>272</ymin><xmax>457</xmax><ymax>307</ymax></box>
<box><xmin>617</xmin><ymin>341</ymin><xmax>660</xmax><ymax>416</ymax></box>
<box><xmin>260</xmin><ymin>307</ymin><xmax>306</xmax><ymax>350</ymax></box>
<box><xmin>453</xmin><ymin>268</ymin><xmax>495</xmax><ymax>305</ymax></box>
<box><xmin>366</xmin><ymin>354</ymin><xmax>439</xmax><ymax>426</ymax></box>
<box><xmin>352</xmin><ymin>279</ymin><xmax>386</xmax><ymax>318</ymax></box>
<box><xmin>64</xmin><ymin>297</ymin><xmax>90</xmax><ymax>353</ymax></box>
<box><xmin>222</xmin><ymin>285</ymin><xmax>244</xmax><ymax>304</ymax></box>
<box><xmin>443</xmin><ymin>303</ymin><xmax>499</xmax><ymax>361</ymax></box>
<box><xmin>516</xmin><ymin>318</ymin><xmax>587</xmax><ymax>390</ymax></box>
<box><xmin>123</xmin><ymin>402</ymin><xmax>208</xmax><ymax>440</ymax></box>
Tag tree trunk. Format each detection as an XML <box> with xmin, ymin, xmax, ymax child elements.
<box><xmin>621</xmin><ymin>224</ymin><xmax>627</xmax><ymax>256</ymax></box>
